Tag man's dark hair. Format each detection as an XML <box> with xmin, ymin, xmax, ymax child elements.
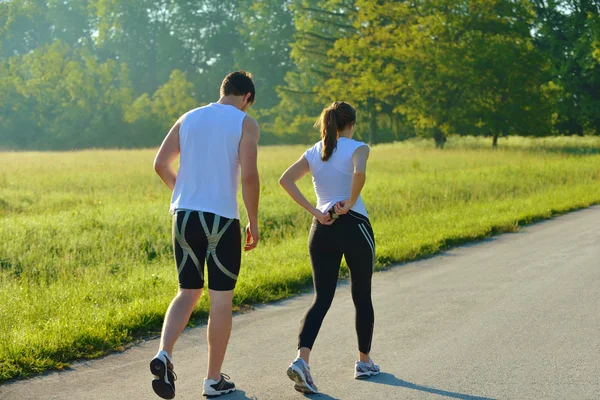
<box><xmin>220</xmin><ymin>71</ymin><xmax>255</xmax><ymax>103</ymax></box>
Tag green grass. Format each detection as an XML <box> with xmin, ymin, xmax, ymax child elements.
<box><xmin>2</xmin><ymin>137</ymin><xmax>600</xmax><ymax>382</ymax></box>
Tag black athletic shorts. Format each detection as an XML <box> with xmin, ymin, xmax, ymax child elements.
<box><xmin>172</xmin><ymin>209</ymin><xmax>241</xmax><ymax>291</ymax></box>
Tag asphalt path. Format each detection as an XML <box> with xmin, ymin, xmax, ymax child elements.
<box><xmin>2</xmin><ymin>206</ymin><xmax>599</xmax><ymax>400</ymax></box>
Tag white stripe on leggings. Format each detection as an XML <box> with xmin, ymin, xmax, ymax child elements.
<box><xmin>358</xmin><ymin>223</ymin><xmax>375</xmax><ymax>249</ymax></box>
<box><xmin>358</xmin><ymin>223</ymin><xmax>375</xmax><ymax>272</ymax></box>
<box><xmin>349</xmin><ymin>211</ymin><xmax>371</xmax><ymax>228</ymax></box>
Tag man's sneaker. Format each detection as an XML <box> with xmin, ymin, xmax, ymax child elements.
<box><xmin>354</xmin><ymin>358</ymin><xmax>381</xmax><ymax>379</ymax></box>
<box><xmin>287</xmin><ymin>358</ymin><xmax>318</xmax><ymax>394</ymax></box>
<box><xmin>150</xmin><ymin>353</ymin><xmax>176</xmax><ymax>399</ymax></box>
<box><xmin>202</xmin><ymin>374</ymin><xmax>236</xmax><ymax>397</ymax></box>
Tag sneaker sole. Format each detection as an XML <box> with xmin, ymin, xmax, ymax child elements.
<box><xmin>287</xmin><ymin>365</ymin><xmax>318</xmax><ymax>394</ymax></box>
<box><xmin>202</xmin><ymin>388</ymin><xmax>236</xmax><ymax>397</ymax></box>
<box><xmin>150</xmin><ymin>358</ymin><xmax>175</xmax><ymax>399</ymax></box>
<box><xmin>293</xmin><ymin>384</ymin><xmax>315</xmax><ymax>394</ymax></box>
<box><xmin>354</xmin><ymin>370</ymin><xmax>380</xmax><ymax>380</ymax></box>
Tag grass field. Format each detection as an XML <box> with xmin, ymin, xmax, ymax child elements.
<box><xmin>1</xmin><ymin>136</ymin><xmax>600</xmax><ymax>382</ymax></box>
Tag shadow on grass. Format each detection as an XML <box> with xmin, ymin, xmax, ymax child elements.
<box><xmin>366</xmin><ymin>372</ymin><xmax>495</xmax><ymax>400</ymax></box>
<box><xmin>532</xmin><ymin>147</ymin><xmax>600</xmax><ymax>156</ymax></box>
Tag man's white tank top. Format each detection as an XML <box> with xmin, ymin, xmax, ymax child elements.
<box><xmin>170</xmin><ymin>103</ymin><xmax>247</xmax><ymax>219</ymax></box>
<box><xmin>303</xmin><ymin>137</ymin><xmax>369</xmax><ymax>218</ymax></box>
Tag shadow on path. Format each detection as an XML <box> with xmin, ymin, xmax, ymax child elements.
<box><xmin>208</xmin><ymin>389</ymin><xmax>255</xmax><ymax>400</ymax></box>
<box><xmin>366</xmin><ymin>373</ymin><xmax>495</xmax><ymax>400</ymax></box>
<box><xmin>301</xmin><ymin>393</ymin><xmax>341</xmax><ymax>400</ymax></box>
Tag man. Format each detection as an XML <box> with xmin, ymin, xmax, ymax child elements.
<box><xmin>151</xmin><ymin>71</ymin><xmax>260</xmax><ymax>398</ymax></box>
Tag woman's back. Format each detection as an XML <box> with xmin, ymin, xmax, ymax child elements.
<box><xmin>304</xmin><ymin>137</ymin><xmax>369</xmax><ymax>218</ymax></box>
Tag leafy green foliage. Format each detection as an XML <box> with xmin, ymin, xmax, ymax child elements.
<box><xmin>0</xmin><ymin>0</ymin><xmax>598</xmax><ymax>148</ymax></box>
<box><xmin>329</xmin><ymin>0</ymin><xmax>553</xmax><ymax>146</ymax></box>
<box><xmin>0</xmin><ymin>0</ymin><xmax>296</xmax><ymax>149</ymax></box>
<box><xmin>127</xmin><ymin>69</ymin><xmax>197</xmax><ymax>145</ymax></box>
<box><xmin>266</xmin><ymin>0</ymin><xmax>357</xmax><ymax>142</ymax></box>
<box><xmin>533</xmin><ymin>0</ymin><xmax>600</xmax><ymax>136</ymax></box>
<box><xmin>0</xmin><ymin>41</ymin><xmax>132</xmax><ymax>149</ymax></box>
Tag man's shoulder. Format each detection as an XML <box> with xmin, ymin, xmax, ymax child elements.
<box><xmin>180</xmin><ymin>106</ymin><xmax>207</xmax><ymax>123</ymax></box>
<box><xmin>242</xmin><ymin>114</ymin><xmax>259</xmax><ymax>131</ymax></box>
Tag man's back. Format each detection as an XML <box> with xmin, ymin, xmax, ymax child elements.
<box><xmin>170</xmin><ymin>103</ymin><xmax>247</xmax><ymax>219</ymax></box>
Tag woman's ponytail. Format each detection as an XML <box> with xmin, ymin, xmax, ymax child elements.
<box><xmin>321</xmin><ymin>106</ymin><xmax>338</xmax><ymax>161</ymax></box>
<box><xmin>314</xmin><ymin>101</ymin><xmax>355</xmax><ymax>162</ymax></box>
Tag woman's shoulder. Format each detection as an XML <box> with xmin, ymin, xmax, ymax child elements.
<box><xmin>304</xmin><ymin>141</ymin><xmax>323</xmax><ymax>159</ymax></box>
<box><xmin>340</xmin><ymin>138</ymin><xmax>369</xmax><ymax>152</ymax></box>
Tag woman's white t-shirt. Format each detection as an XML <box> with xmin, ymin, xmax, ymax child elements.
<box><xmin>303</xmin><ymin>137</ymin><xmax>369</xmax><ymax>218</ymax></box>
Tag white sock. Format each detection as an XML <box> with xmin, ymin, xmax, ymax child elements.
<box><xmin>155</xmin><ymin>350</ymin><xmax>172</xmax><ymax>363</ymax></box>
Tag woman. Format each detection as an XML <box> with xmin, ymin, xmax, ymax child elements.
<box><xmin>279</xmin><ymin>101</ymin><xmax>380</xmax><ymax>394</ymax></box>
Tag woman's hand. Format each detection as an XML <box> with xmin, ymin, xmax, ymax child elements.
<box><xmin>334</xmin><ymin>200</ymin><xmax>353</xmax><ymax>215</ymax></box>
<box><xmin>313</xmin><ymin>208</ymin><xmax>335</xmax><ymax>225</ymax></box>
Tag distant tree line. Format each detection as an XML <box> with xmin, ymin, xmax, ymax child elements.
<box><xmin>0</xmin><ymin>0</ymin><xmax>598</xmax><ymax>150</ymax></box>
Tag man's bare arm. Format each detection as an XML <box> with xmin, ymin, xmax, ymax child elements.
<box><xmin>239</xmin><ymin>116</ymin><xmax>260</xmax><ymax>250</ymax></box>
<box><xmin>153</xmin><ymin>117</ymin><xmax>183</xmax><ymax>191</ymax></box>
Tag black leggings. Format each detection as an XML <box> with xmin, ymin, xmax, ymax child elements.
<box><xmin>298</xmin><ymin>210</ymin><xmax>375</xmax><ymax>354</ymax></box>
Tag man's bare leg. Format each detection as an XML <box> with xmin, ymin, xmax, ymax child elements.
<box><xmin>159</xmin><ymin>288</ymin><xmax>203</xmax><ymax>357</ymax></box>
<box><xmin>206</xmin><ymin>289</ymin><xmax>234</xmax><ymax>380</ymax></box>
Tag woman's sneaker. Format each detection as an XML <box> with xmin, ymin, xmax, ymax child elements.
<box><xmin>354</xmin><ymin>358</ymin><xmax>380</xmax><ymax>379</ymax></box>
<box><xmin>202</xmin><ymin>374</ymin><xmax>236</xmax><ymax>397</ymax></box>
<box><xmin>150</xmin><ymin>353</ymin><xmax>177</xmax><ymax>399</ymax></box>
<box><xmin>287</xmin><ymin>358</ymin><xmax>318</xmax><ymax>394</ymax></box>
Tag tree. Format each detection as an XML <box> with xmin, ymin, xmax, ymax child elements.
<box><xmin>533</xmin><ymin>0</ymin><xmax>600</xmax><ymax>135</ymax></box>
<box><xmin>0</xmin><ymin>0</ymin><xmax>301</xmax><ymax>149</ymax></box>
<box><xmin>151</xmin><ymin>70</ymin><xmax>197</xmax><ymax>134</ymax></box>
<box><xmin>0</xmin><ymin>56</ymin><xmax>39</xmax><ymax>148</ymax></box>
<box><xmin>236</xmin><ymin>0</ymin><xmax>296</xmax><ymax>110</ymax></box>
<box><xmin>329</xmin><ymin>0</ymin><xmax>552</xmax><ymax>147</ymax></box>
<box><xmin>126</xmin><ymin>70</ymin><xmax>197</xmax><ymax>146</ymax></box>
<box><xmin>0</xmin><ymin>0</ymin><xmax>93</xmax><ymax>60</ymax></box>
<box><xmin>91</xmin><ymin>0</ymin><xmax>193</xmax><ymax>96</ymax></box>
<box><xmin>0</xmin><ymin>0</ymin><xmax>51</xmax><ymax>59</ymax></box>
<box><xmin>270</xmin><ymin>0</ymin><xmax>358</xmax><ymax>143</ymax></box>
<box><xmin>1</xmin><ymin>41</ymin><xmax>132</xmax><ymax>149</ymax></box>
<box><xmin>325</xmin><ymin>0</ymin><xmax>406</xmax><ymax>145</ymax></box>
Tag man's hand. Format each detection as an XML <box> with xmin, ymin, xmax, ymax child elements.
<box><xmin>244</xmin><ymin>222</ymin><xmax>260</xmax><ymax>251</ymax></box>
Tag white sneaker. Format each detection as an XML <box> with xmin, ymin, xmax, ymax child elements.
<box><xmin>287</xmin><ymin>358</ymin><xmax>319</xmax><ymax>394</ymax></box>
<box><xmin>202</xmin><ymin>374</ymin><xmax>236</xmax><ymax>397</ymax></box>
<box><xmin>354</xmin><ymin>358</ymin><xmax>381</xmax><ymax>379</ymax></box>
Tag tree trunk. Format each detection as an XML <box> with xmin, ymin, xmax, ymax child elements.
<box><xmin>391</xmin><ymin>115</ymin><xmax>399</xmax><ymax>140</ymax></box>
<box><xmin>149</xmin><ymin>21</ymin><xmax>158</xmax><ymax>92</ymax></box>
<box><xmin>433</xmin><ymin>128</ymin><xmax>446</xmax><ymax>149</ymax></box>
<box><xmin>368</xmin><ymin>99</ymin><xmax>377</xmax><ymax>146</ymax></box>
<box><xmin>369</xmin><ymin>115</ymin><xmax>377</xmax><ymax>146</ymax></box>
<box><xmin>492</xmin><ymin>133</ymin><xmax>499</xmax><ymax>148</ymax></box>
